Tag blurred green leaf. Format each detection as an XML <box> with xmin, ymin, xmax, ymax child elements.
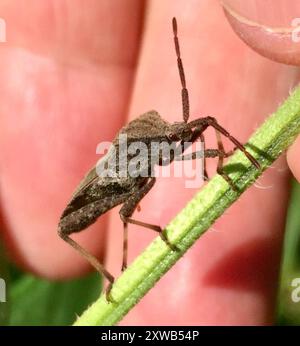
<box><xmin>9</xmin><ymin>270</ymin><xmax>102</xmax><ymax>326</ymax></box>
<box><xmin>277</xmin><ymin>179</ymin><xmax>300</xmax><ymax>325</ymax></box>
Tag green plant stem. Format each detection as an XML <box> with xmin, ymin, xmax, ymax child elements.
<box><xmin>74</xmin><ymin>86</ymin><xmax>300</xmax><ymax>326</ymax></box>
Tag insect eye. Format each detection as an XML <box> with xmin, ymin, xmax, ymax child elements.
<box><xmin>168</xmin><ymin>132</ymin><xmax>179</xmax><ymax>141</ymax></box>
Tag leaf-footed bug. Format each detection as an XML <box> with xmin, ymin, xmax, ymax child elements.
<box><xmin>58</xmin><ymin>18</ymin><xmax>260</xmax><ymax>301</ymax></box>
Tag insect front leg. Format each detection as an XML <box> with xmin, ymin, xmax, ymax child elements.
<box><xmin>119</xmin><ymin>177</ymin><xmax>177</xmax><ymax>271</ymax></box>
<box><xmin>158</xmin><ymin>127</ymin><xmax>203</xmax><ymax>167</ymax></box>
<box><xmin>213</xmin><ymin>129</ymin><xmax>238</xmax><ymax>191</ymax></box>
<box><xmin>164</xmin><ymin>128</ymin><xmax>209</xmax><ymax>180</ymax></box>
<box><xmin>183</xmin><ymin>127</ymin><xmax>209</xmax><ymax>180</ymax></box>
<box><xmin>178</xmin><ymin>130</ymin><xmax>238</xmax><ymax>189</ymax></box>
<box><xmin>188</xmin><ymin>116</ymin><xmax>260</xmax><ymax>169</ymax></box>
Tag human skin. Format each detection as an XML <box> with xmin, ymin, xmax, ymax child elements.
<box><xmin>0</xmin><ymin>0</ymin><xmax>299</xmax><ymax>325</ymax></box>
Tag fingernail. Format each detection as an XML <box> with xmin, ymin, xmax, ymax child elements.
<box><xmin>220</xmin><ymin>0</ymin><xmax>300</xmax><ymax>66</ymax></box>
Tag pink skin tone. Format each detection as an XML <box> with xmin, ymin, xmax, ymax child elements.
<box><xmin>0</xmin><ymin>0</ymin><xmax>299</xmax><ymax>325</ymax></box>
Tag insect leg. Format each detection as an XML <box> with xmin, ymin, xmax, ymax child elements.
<box><xmin>189</xmin><ymin>117</ymin><xmax>260</xmax><ymax>169</ymax></box>
<box><xmin>175</xmin><ymin>148</ymin><xmax>234</xmax><ymax>160</ymax></box>
<box><xmin>119</xmin><ymin>177</ymin><xmax>177</xmax><ymax>270</ymax></box>
<box><xmin>122</xmin><ymin>221</ymin><xmax>128</xmax><ymax>271</ymax></box>
<box><xmin>214</xmin><ymin>129</ymin><xmax>238</xmax><ymax>191</ymax></box>
<box><xmin>175</xmin><ymin>147</ymin><xmax>235</xmax><ymax>184</ymax></box>
<box><xmin>159</xmin><ymin>127</ymin><xmax>204</xmax><ymax>166</ymax></box>
<box><xmin>58</xmin><ymin>230</ymin><xmax>115</xmax><ymax>302</ymax></box>
<box><xmin>184</xmin><ymin>127</ymin><xmax>209</xmax><ymax>180</ymax></box>
<box><xmin>120</xmin><ymin>177</ymin><xmax>156</xmax><ymax>270</ymax></box>
<box><xmin>172</xmin><ymin>128</ymin><xmax>209</xmax><ymax>180</ymax></box>
<box><xmin>58</xmin><ymin>194</ymin><xmax>129</xmax><ymax>302</ymax></box>
<box><xmin>200</xmin><ymin>133</ymin><xmax>209</xmax><ymax>181</ymax></box>
<box><xmin>175</xmin><ymin>127</ymin><xmax>237</xmax><ymax>188</ymax></box>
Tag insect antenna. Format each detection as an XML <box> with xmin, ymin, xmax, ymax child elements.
<box><xmin>172</xmin><ymin>17</ymin><xmax>190</xmax><ymax>123</ymax></box>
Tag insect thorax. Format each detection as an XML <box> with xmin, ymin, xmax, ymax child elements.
<box><xmin>94</xmin><ymin>111</ymin><xmax>178</xmax><ymax>180</ymax></box>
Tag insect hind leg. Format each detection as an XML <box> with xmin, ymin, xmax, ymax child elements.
<box><xmin>58</xmin><ymin>229</ymin><xmax>115</xmax><ymax>302</ymax></box>
<box><xmin>58</xmin><ymin>194</ymin><xmax>129</xmax><ymax>302</ymax></box>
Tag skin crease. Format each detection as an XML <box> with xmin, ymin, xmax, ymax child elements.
<box><xmin>0</xmin><ymin>0</ymin><xmax>300</xmax><ymax>325</ymax></box>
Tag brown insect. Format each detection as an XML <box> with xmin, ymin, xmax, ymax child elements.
<box><xmin>58</xmin><ymin>18</ymin><xmax>260</xmax><ymax>300</ymax></box>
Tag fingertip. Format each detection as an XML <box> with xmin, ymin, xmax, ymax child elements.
<box><xmin>222</xmin><ymin>0</ymin><xmax>300</xmax><ymax>66</ymax></box>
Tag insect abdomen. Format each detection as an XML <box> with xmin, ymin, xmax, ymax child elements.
<box><xmin>59</xmin><ymin>194</ymin><xmax>129</xmax><ymax>235</ymax></box>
